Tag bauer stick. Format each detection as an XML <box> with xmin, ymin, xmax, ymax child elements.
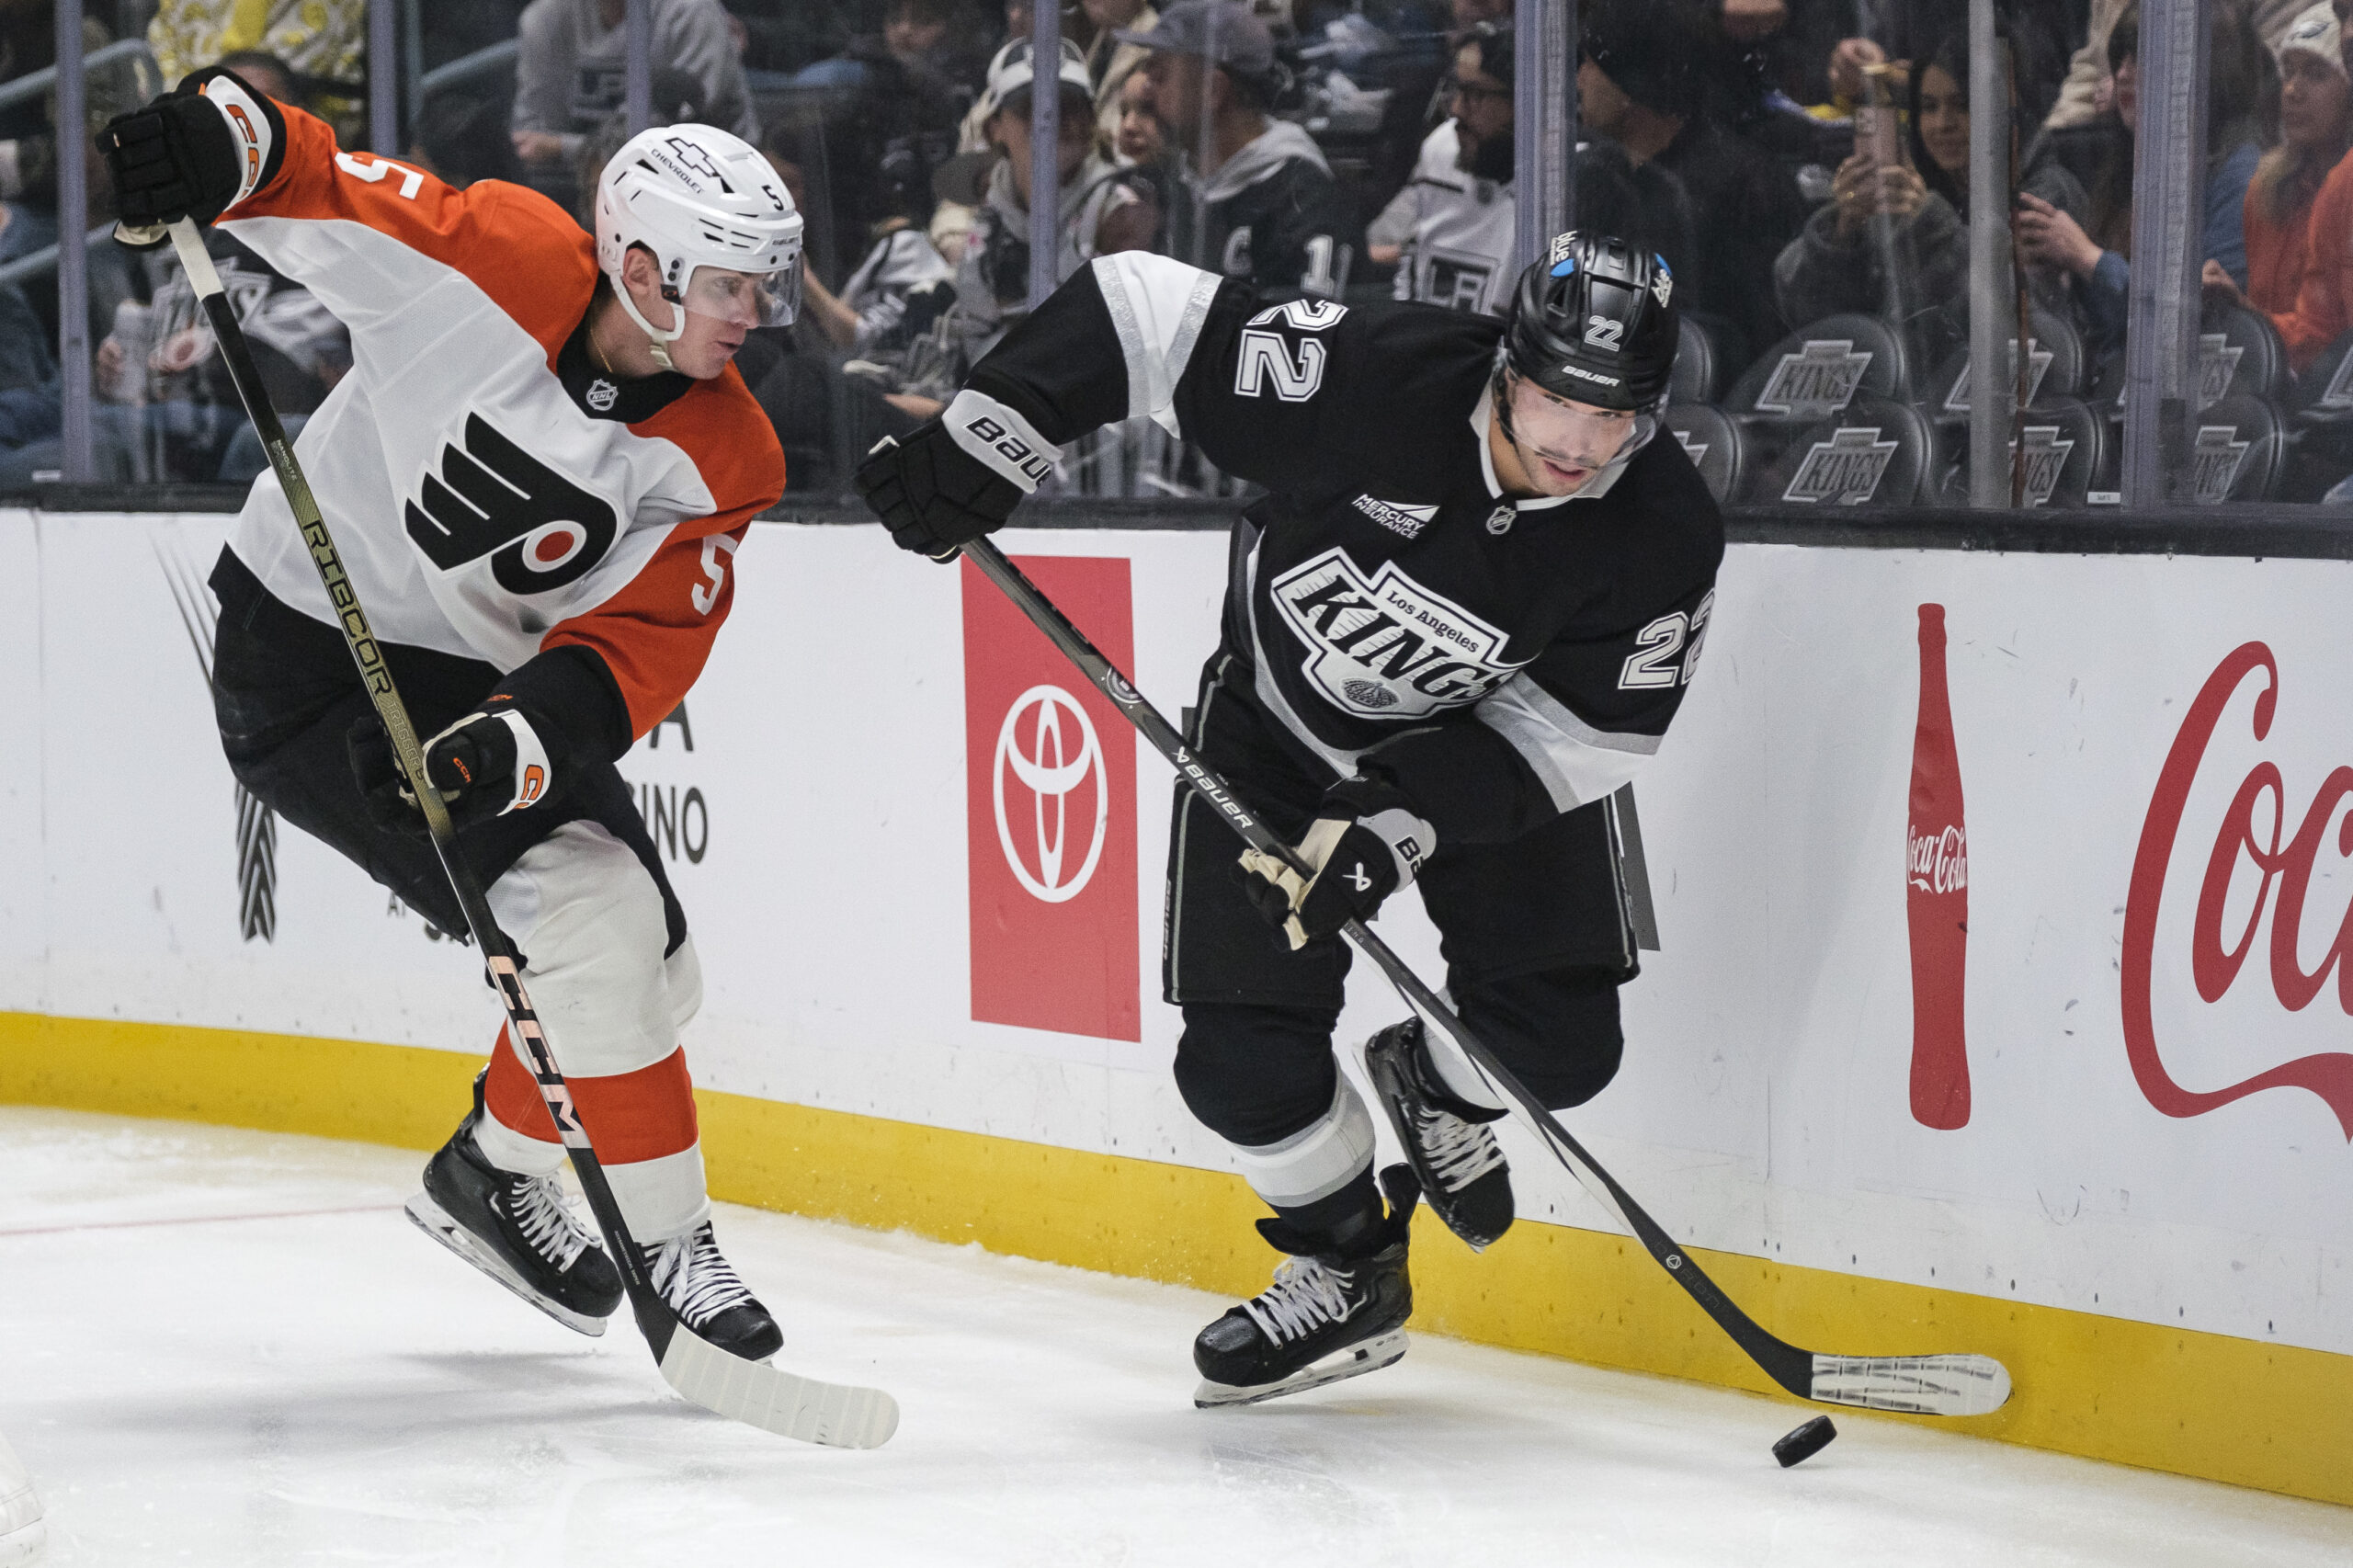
<box><xmin>962</xmin><ymin>538</ymin><xmax>2011</xmax><ymax>1419</ymax></box>
<box><xmin>165</xmin><ymin>219</ymin><xmax>895</xmax><ymax>1448</ymax></box>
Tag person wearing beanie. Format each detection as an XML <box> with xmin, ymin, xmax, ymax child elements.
<box><xmin>2208</xmin><ymin>2</ymin><xmax>2352</xmax><ymax>324</ymax></box>
<box><xmin>1578</xmin><ymin>0</ymin><xmax>1807</xmax><ymax>366</ymax></box>
<box><xmin>1120</xmin><ymin>0</ymin><xmax>1366</xmax><ymax>298</ymax></box>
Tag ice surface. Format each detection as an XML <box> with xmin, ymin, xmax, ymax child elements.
<box><xmin>0</xmin><ymin>1108</ymin><xmax>2346</xmax><ymax>1567</ymax></box>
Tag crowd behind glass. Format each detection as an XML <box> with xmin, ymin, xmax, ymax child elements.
<box><xmin>0</xmin><ymin>0</ymin><xmax>2336</xmax><ymax>507</ymax></box>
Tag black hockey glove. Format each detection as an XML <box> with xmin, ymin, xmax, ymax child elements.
<box><xmin>854</xmin><ymin>418</ymin><xmax>1023</xmax><ymax>561</ymax></box>
<box><xmin>98</xmin><ymin>70</ymin><xmax>262</xmax><ymax>234</ymax></box>
<box><xmin>1237</xmin><ymin>778</ymin><xmax>1437</xmax><ymax>949</ymax></box>
<box><xmin>346</xmin><ymin>706</ymin><xmax>554</xmax><ymax>835</ymax></box>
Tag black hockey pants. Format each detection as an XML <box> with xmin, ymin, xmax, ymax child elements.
<box><xmin>1162</xmin><ymin>650</ymin><xmax>1636</xmax><ymax>1223</ymax></box>
<box><xmin>207</xmin><ymin>549</ymin><xmax>686</xmax><ymax>955</ymax></box>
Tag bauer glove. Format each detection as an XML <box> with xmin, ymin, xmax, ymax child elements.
<box><xmin>1237</xmin><ymin>777</ymin><xmax>1436</xmax><ymax>949</ymax></box>
<box><xmin>347</xmin><ymin>706</ymin><xmax>554</xmax><ymax>835</ymax></box>
<box><xmin>98</xmin><ymin>68</ymin><xmax>279</xmax><ymax>239</ymax></box>
<box><xmin>855</xmin><ymin>415</ymin><xmax>1026</xmax><ymax>560</ymax></box>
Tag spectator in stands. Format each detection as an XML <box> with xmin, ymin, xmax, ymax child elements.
<box><xmin>1114</xmin><ymin>62</ymin><xmax>1165</xmax><ymax>165</ymax></box>
<box><xmin>147</xmin><ymin>0</ymin><xmax>364</xmax><ymax>97</ymax></box>
<box><xmin>1121</xmin><ymin>0</ymin><xmax>1364</xmax><ymax>298</ymax></box>
<box><xmin>2050</xmin><ymin>0</ymin><xmax>2308</xmax><ymax>129</ymax></box>
<box><xmin>1370</xmin><ymin>20</ymin><xmax>1515</xmax><ymax>316</ymax></box>
<box><xmin>511</xmin><ymin>0</ymin><xmax>758</xmax><ymax>176</ymax></box>
<box><xmin>777</xmin><ymin>119</ymin><xmax>955</xmax><ymax>358</ymax></box>
<box><xmin>800</xmin><ymin>0</ymin><xmax>981</xmax><ymax>270</ymax></box>
<box><xmin>1824</xmin><ymin>2</ymin><xmax>2071</xmax><ymax>129</ymax></box>
<box><xmin>1775</xmin><ymin>28</ymin><xmax>2090</xmax><ymax>335</ymax></box>
<box><xmin>945</xmin><ymin>36</ymin><xmax>1157</xmax><ymax>365</ymax></box>
<box><xmin>1082</xmin><ymin>0</ymin><xmax>1157</xmax><ymax>144</ymax></box>
<box><xmin>2207</xmin><ymin>3</ymin><xmax>2351</xmax><ymax>324</ymax></box>
<box><xmin>1579</xmin><ymin>0</ymin><xmax>1808</xmax><ymax>366</ymax></box>
<box><xmin>2015</xmin><ymin>1</ymin><xmax>2268</xmax><ymax>361</ymax></box>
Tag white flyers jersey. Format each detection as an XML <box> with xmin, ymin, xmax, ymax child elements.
<box><xmin>1388</xmin><ymin>123</ymin><xmax>1515</xmax><ymax>317</ymax></box>
<box><xmin>212</xmin><ymin>87</ymin><xmax>783</xmax><ymax>739</ymax></box>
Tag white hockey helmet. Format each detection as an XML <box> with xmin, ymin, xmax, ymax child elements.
<box><xmin>595</xmin><ymin>124</ymin><xmax>804</xmax><ymax>369</ymax></box>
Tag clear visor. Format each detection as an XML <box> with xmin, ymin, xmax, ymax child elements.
<box><xmin>678</xmin><ymin>257</ymin><xmax>802</xmax><ymax>330</ymax></box>
<box><xmin>1506</xmin><ymin>375</ymin><xmax>1656</xmax><ymax>478</ymax></box>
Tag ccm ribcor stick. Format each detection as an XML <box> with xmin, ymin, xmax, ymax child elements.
<box><xmin>167</xmin><ymin>219</ymin><xmax>896</xmax><ymax>1448</ymax></box>
<box><xmin>962</xmin><ymin>538</ymin><xmax>2010</xmax><ymax>1419</ymax></box>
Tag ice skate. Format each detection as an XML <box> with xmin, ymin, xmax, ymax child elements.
<box><xmin>1193</xmin><ymin>1167</ymin><xmax>1418</xmax><ymax>1407</ymax></box>
<box><xmin>640</xmin><ymin>1222</ymin><xmax>785</xmax><ymax>1362</ymax></box>
<box><xmin>404</xmin><ymin>1073</ymin><xmax>623</xmax><ymax>1336</ymax></box>
<box><xmin>1364</xmin><ymin>1018</ymin><xmax>1515</xmax><ymax>1250</ymax></box>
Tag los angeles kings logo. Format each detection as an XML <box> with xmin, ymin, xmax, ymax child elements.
<box><xmin>1269</xmin><ymin>547</ymin><xmax>1528</xmax><ymax>719</ymax></box>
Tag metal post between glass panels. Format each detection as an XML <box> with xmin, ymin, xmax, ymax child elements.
<box><xmin>54</xmin><ymin>0</ymin><xmax>92</xmax><ymax>483</ymax></box>
<box><xmin>2120</xmin><ymin>0</ymin><xmax>2208</xmax><ymax>506</ymax></box>
<box><xmin>1512</xmin><ymin>0</ymin><xmax>1574</xmax><ymax>271</ymax></box>
<box><xmin>368</xmin><ymin>0</ymin><xmax>397</xmax><ymax>154</ymax></box>
<box><xmin>1028</xmin><ymin>0</ymin><xmax>1062</xmax><ymax>311</ymax></box>
<box><xmin>1964</xmin><ymin>0</ymin><xmax>2011</xmax><ymax>506</ymax></box>
<box><xmin>625</xmin><ymin>0</ymin><xmax>653</xmax><ymax>133</ymax></box>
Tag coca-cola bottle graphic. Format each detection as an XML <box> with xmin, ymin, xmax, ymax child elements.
<box><xmin>1906</xmin><ymin>603</ymin><xmax>1971</xmax><ymax>1130</ymax></box>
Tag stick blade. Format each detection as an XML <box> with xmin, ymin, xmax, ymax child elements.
<box><xmin>658</xmin><ymin>1326</ymin><xmax>900</xmax><ymax>1448</ymax></box>
<box><xmin>1809</xmin><ymin>1352</ymin><xmax>2013</xmax><ymax>1416</ymax></box>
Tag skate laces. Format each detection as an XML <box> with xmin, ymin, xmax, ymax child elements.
<box><xmin>500</xmin><ymin>1174</ymin><xmax>594</xmax><ymax>1271</ymax></box>
<box><xmin>1415</xmin><ymin>1104</ymin><xmax>1506</xmax><ymax>1193</ymax></box>
<box><xmin>1241</xmin><ymin>1256</ymin><xmax>1357</xmax><ymax>1345</ymax></box>
<box><xmin>642</xmin><ymin>1224</ymin><xmax>757</xmax><ymax>1328</ymax></box>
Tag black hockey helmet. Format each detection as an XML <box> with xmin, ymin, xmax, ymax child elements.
<box><xmin>1499</xmin><ymin>231</ymin><xmax>1679</xmax><ymax>414</ymax></box>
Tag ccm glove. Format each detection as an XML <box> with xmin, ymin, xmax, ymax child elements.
<box><xmin>98</xmin><ymin>68</ymin><xmax>276</xmax><ymax>235</ymax></box>
<box><xmin>854</xmin><ymin>415</ymin><xmax>1024</xmax><ymax>560</ymax></box>
<box><xmin>1237</xmin><ymin>777</ymin><xmax>1437</xmax><ymax>950</ymax></box>
<box><xmin>346</xmin><ymin>708</ymin><xmax>554</xmax><ymax>834</ymax></box>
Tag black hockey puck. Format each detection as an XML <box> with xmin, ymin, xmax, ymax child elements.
<box><xmin>1773</xmin><ymin>1415</ymin><xmax>1837</xmax><ymax>1468</ymax></box>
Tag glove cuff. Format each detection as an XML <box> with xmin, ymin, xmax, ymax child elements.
<box><xmin>942</xmin><ymin>388</ymin><xmax>1059</xmax><ymax>494</ymax></box>
<box><xmin>1324</xmin><ymin>777</ymin><xmax>1436</xmax><ymax>890</ymax></box>
<box><xmin>187</xmin><ymin>68</ymin><xmax>282</xmax><ymax>214</ymax></box>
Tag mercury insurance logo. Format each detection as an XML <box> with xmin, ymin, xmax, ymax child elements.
<box><xmin>994</xmin><ymin>685</ymin><xmax>1108</xmax><ymax>903</ymax></box>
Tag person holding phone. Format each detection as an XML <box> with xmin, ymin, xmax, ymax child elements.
<box><xmin>1773</xmin><ymin>28</ymin><xmax>2089</xmax><ymax>335</ymax></box>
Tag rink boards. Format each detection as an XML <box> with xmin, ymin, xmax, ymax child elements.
<box><xmin>2</xmin><ymin>508</ymin><xmax>2349</xmax><ymax>1506</ymax></box>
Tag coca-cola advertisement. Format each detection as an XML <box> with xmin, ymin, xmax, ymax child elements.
<box><xmin>2123</xmin><ymin>639</ymin><xmax>2353</xmax><ymax>1138</ymax></box>
<box><xmin>1907</xmin><ymin>603</ymin><xmax>1970</xmax><ymax>1131</ymax></box>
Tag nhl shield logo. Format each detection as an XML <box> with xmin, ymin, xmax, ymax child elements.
<box><xmin>1485</xmin><ymin>505</ymin><xmax>1515</xmax><ymax>536</ymax></box>
<box><xmin>586</xmin><ymin>378</ymin><xmax>620</xmax><ymax>413</ymax></box>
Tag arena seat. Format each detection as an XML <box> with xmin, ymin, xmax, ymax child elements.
<box><xmin>1744</xmin><ymin>394</ymin><xmax>1940</xmax><ymax>506</ymax></box>
<box><xmin>1663</xmin><ymin>403</ymin><xmax>1745</xmax><ymax>503</ymax></box>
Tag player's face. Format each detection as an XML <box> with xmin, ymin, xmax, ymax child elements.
<box><xmin>665</xmin><ymin>264</ymin><xmax>799</xmax><ymax>378</ymax></box>
<box><xmin>1504</xmin><ymin>375</ymin><xmax>1638</xmax><ymax>495</ymax></box>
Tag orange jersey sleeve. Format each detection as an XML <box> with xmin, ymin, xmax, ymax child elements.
<box><xmin>540</xmin><ymin>378</ymin><xmax>786</xmax><ymax>740</ymax></box>
<box><xmin>222</xmin><ymin>95</ymin><xmax>595</xmax><ymax>354</ymax></box>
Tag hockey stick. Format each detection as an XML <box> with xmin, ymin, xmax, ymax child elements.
<box><xmin>165</xmin><ymin>219</ymin><xmax>896</xmax><ymax>1448</ymax></box>
<box><xmin>961</xmin><ymin>538</ymin><xmax>2011</xmax><ymax>1419</ymax></box>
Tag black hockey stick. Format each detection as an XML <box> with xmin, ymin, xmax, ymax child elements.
<box><xmin>165</xmin><ymin>219</ymin><xmax>895</xmax><ymax>1448</ymax></box>
<box><xmin>961</xmin><ymin>538</ymin><xmax>2011</xmax><ymax>1418</ymax></box>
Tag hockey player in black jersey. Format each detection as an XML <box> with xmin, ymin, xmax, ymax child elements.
<box><xmin>858</xmin><ymin>231</ymin><xmax>1722</xmax><ymax>1404</ymax></box>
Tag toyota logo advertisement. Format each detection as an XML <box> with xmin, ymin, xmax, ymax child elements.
<box><xmin>961</xmin><ymin>555</ymin><xmax>1141</xmax><ymax>1042</ymax></box>
<box><xmin>993</xmin><ymin>686</ymin><xmax>1108</xmax><ymax>903</ymax></box>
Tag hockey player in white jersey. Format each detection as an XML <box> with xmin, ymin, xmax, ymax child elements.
<box><xmin>99</xmin><ymin>72</ymin><xmax>801</xmax><ymax>1359</ymax></box>
<box><xmin>858</xmin><ymin>232</ymin><xmax>1721</xmax><ymax>1403</ymax></box>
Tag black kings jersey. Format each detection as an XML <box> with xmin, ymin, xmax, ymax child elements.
<box><xmin>949</xmin><ymin>254</ymin><xmax>1725</xmax><ymax>848</ymax></box>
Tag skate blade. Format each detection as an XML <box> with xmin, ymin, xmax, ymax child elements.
<box><xmin>1193</xmin><ymin>1329</ymin><xmax>1408</xmax><ymax>1408</ymax></box>
<box><xmin>404</xmin><ymin>1192</ymin><xmax>608</xmax><ymax>1338</ymax></box>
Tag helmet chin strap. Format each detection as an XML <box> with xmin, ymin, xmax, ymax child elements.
<box><xmin>610</xmin><ymin>278</ymin><xmax>687</xmax><ymax>372</ymax></box>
